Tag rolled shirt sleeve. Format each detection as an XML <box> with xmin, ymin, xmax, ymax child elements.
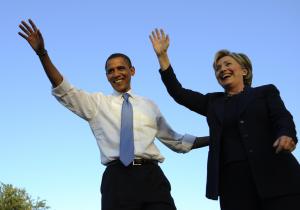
<box><xmin>155</xmin><ymin>108</ymin><xmax>196</xmax><ymax>153</ymax></box>
<box><xmin>52</xmin><ymin>78</ymin><xmax>99</xmax><ymax>121</ymax></box>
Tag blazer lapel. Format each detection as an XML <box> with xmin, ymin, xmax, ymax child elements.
<box><xmin>214</xmin><ymin>95</ymin><xmax>226</xmax><ymax>124</ymax></box>
<box><xmin>212</xmin><ymin>87</ymin><xmax>255</xmax><ymax>124</ymax></box>
<box><xmin>237</xmin><ymin>86</ymin><xmax>255</xmax><ymax>116</ymax></box>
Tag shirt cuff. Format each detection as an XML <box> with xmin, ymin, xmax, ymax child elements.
<box><xmin>52</xmin><ymin>77</ymin><xmax>73</xmax><ymax>97</ymax></box>
<box><xmin>182</xmin><ymin>134</ymin><xmax>196</xmax><ymax>151</ymax></box>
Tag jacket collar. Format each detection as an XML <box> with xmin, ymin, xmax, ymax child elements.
<box><xmin>214</xmin><ymin>86</ymin><xmax>254</xmax><ymax>123</ymax></box>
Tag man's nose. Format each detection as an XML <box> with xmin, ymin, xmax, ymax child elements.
<box><xmin>111</xmin><ymin>70</ymin><xmax>121</xmax><ymax>77</ymax></box>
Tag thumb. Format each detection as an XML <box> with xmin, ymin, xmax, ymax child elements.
<box><xmin>273</xmin><ymin>138</ymin><xmax>280</xmax><ymax>147</ymax></box>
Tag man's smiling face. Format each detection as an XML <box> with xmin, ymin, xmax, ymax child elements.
<box><xmin>106</xmin><ymin>56</ymin><xmax>135</xmax><ymax>93</ymax></box>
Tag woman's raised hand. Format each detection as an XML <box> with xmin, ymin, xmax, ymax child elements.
<box><xmin>149</xmin><ymin>28</ymin><xmax>169</xmax><ymax>57</ymax></box>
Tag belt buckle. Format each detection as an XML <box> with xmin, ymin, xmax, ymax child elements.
<box><xmin>132</xmin><ymin>159</ymin><xmax>142</xmax><ymax>166</ymax></box>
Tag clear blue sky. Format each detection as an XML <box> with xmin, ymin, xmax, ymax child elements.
<box><xmin>1</xmin><ymin>0</ymin><xmax>300</xmax><ymax>209</ymax></box>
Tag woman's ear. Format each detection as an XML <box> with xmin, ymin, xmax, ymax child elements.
<box><xmin>242</xmin><ymin>68</ymin><xmax>248</xmax><ymax>76</ymax></box>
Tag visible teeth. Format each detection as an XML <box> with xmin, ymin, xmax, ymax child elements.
<box><xmin>222</xmin><ymin>75</ymin><xmax>231</xmax><ymax>79</ymax></box>
<box><xmin>115</xmin><ymin>79</ymin><xmax>123</xmax><ymax>83</ymax></box>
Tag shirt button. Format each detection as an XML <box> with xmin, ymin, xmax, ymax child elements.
<box><xmin>243</xmin><ymin>134</ymin><xmax>249</xmax><ymax>138</ymax></box>
<box><xmin>249</xmin><ymin>149</ymin><xmax>253</xmax><ymax>153</ymax></box>
<box><xmin>240</xmin><ymin>120</ymin><xmax>245</xmax><ymax>124</ymax></box>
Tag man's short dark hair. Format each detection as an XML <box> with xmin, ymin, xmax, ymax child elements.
<box><xmin>105</xmin><ymin>53</ymin><xmax>132</xmax><ymax>70</ymax></box>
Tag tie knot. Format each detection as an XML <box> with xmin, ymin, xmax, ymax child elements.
<box><xmin>123</xmin><ymin>93</ymin><xmax>130</xmax><ymax>101</ymax></box>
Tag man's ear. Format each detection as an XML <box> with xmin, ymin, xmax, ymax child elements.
<box><xmin>130</xmin><ymin>66</ymin><xmax>136</xmax><ymax>76</ymax></box>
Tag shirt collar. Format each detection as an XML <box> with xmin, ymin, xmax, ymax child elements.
<box><xmin>112</xmin><ymin>89</ymin><xmax>135</xmax><ymax>99</ymax></box>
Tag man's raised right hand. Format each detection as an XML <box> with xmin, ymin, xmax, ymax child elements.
<box><xmin>18</xmin><ymin>19</ymin><xmax>45</xmax><ymax>55</ymax></box>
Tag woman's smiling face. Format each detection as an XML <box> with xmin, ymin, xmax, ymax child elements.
<box><xmin>215</xmin><ymin>55</ymin><xmax>247</xmax><ymax>92</ymax></box>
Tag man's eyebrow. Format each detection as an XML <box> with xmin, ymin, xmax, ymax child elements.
<box><xmin>106</xmin><ymin>65</ymin><xmax>127</xmax><ymax>72</ymax></box>
<box><xmin>117</xmin><ymin>66</ymin><xmax>126</xmax><ymax>69</ymax></box>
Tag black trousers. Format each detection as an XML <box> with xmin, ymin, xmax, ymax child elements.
<box><xmin>101</xmin><ymin>161</ymin><xmax>176</xmax><ymax>210</ymax></box>
<box><xmin>219</xmin><ymin>161</ymin><xmax>300</xmax><ymax>210</ymax></box>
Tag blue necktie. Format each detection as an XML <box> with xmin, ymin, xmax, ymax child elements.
<box><xmin>119</xmin><ymin>93</ymin><xmax>134</xmax><ymax>166</ymax></box>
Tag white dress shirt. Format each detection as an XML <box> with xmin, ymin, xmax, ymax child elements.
<box><xmin>52</xmin><ymin>78</ymin><xmax>195</xmax><ymax>164</ymax></box>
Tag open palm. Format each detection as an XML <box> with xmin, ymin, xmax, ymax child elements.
<box><xmin>149</xmin><ymin>29</ymin><xmax>169</xmax><ymax>56</ymax></box>
<box><xmin>18</xmin><ymin>19</ymin><xmax>45</xmax><ymax>53</ymax></box>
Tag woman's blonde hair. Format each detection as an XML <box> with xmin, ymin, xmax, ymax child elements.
<box><xmin>213</xmin><ymin>49</ymin><xmax>253</xmax><ymax>86</ymax></box>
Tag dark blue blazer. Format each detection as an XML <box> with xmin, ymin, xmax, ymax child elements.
<box><xmin>160</xmin><ymin>66</ymin><xmax>300</xmax><ymax>200</ymax></box>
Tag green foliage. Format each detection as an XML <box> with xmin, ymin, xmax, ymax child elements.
<box><xmin>0</xmin><ymin>182</ymin><xmax>50</xmax><ymax>210</ymax></box>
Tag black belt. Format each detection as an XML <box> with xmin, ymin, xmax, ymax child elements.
<box><xmin>106</xmin><ymin>159</ymin><xmax>158</xmax><ymax>166</ymax></box>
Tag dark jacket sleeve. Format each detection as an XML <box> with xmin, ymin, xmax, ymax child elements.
<box><xmin>159</xmin><ymin>65</ymin><xmax>209</xmax><ymax>116</ymax></box>
<box><xmin>192</xmin><ymin>136</ymin><xmax>210</xmax><ymax>149</ymax></box>
<box><xmin>265</xmin><ymin>84</ymin><xmax>298</xmax><ymax>143</ymax></box>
